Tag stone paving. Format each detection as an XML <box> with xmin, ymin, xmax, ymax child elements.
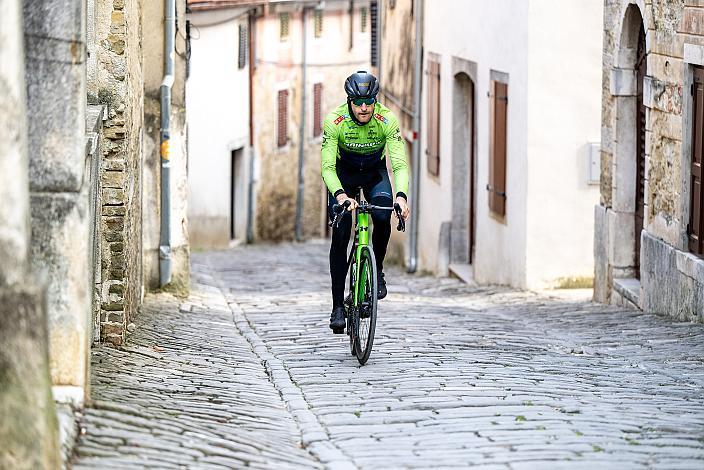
<box><xmin>73</xmin><ymin>241</ymin><xmax>704</xmax><ymax>469</ymax></box>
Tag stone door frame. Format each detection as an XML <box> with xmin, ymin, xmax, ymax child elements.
<box><xmin>609</xmin><ymin>1</ymin><xmax>648</xmax><ymax>279</ymax></box>
<box><xmin>449</xmin><ymin>57</ymin><xmax>477</xmax><ymax>266</ymax></box>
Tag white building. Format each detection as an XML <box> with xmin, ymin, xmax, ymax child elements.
<box><xmin>417</xmin><ymin>0</ymin><xmax>603</xmax><ymax>289</ymax></box>
<box><xmin>186</xmin><ymin>1</ymin><xmax>258</xmax><ymax>247</ymax></box>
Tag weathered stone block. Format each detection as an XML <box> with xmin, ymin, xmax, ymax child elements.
<box><xmin>593</xmin><ymin>205</ymin><xmax>609</xmax><ymax>303</ymax></box>
<box><xmin>110</xmin><ymin>242</ymin><xmax>125</xmax><ymax>253</ymax></box>
<box><xmin>102</xmin><ymin>158</ymin><xmax>126</xmax><ymax>171</ymax></box>
<box><xmin>23</xmin><ymin>0</ymin><xmax>87</xmax><ymax>193</ymax></box>
<box><xmin>641</xmin><ymin>231</ymin><xmax>702</xmax><ymax>322</ymax></box>
<box><xmin>0</xmin><ymin>285</ymin><xmax>60</xmax><ymax>470</ymax></box>
<box><xmin>29</xmin><ymin>193</ymin><xmax>90</xmax><ymax>388</ymax></box>
<box><xmin>104</xmin><ymin>231</ymin><xmax>123</xmax><ymax>242</ymax></box>
<box><xmin>101</xmin><ymin>170</ymin><xmax>125</xmax><ymax>188</ymax></box>
<box><xmin>103</xmin><ymin>216</ymin><xmax>124</xmax><ymax>232</ymax></box>
<box><xmin>102</xmin><ymin>188</ymin><xmax>126</xmax><ymax>205</ymax></box>
<box><xmin>607</xmin><ymin>209</ymin><xmax>635</xmax><ymax>268</ymax></box>
<box><xmin>102</xmin><ymin>205</ymin><xmax>126</xmax><ymax>216</ymax></box>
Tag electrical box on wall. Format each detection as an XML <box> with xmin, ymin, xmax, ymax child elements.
<box><xmin>588</xmin><ymin>142</ymin><xmax>601</xmax><ymax>185</ymax></box>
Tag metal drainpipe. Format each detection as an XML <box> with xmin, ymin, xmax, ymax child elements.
<box><xmin>408</xmin><ymin>0</ymin><xmax>423</xmax><ymax>273</ymax></box>
<box><xmin>294</xmin><ymin>6</ymin><xmax>309</xmax><ymax>242</ymax></box>
<box><xmin>160</xmin><ymin>0</ymin><xmax>176</xmax><ymax>287</ymax></box>
<box><xmin>246</xmin><ymin>11</ymin><xmax>256</xmax><ymax>244</ymax></box>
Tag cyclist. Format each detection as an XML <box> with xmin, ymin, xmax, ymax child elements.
<box><xmin>321</xmin><ymin>71</ymin><xmax>410</xmax><ymax>333</ymax></box>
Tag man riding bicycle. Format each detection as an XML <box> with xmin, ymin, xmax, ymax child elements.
<box><xmin>322</xmin><ymin>71</ymin><xmax>410</xmax><ymax>333</ymax></box>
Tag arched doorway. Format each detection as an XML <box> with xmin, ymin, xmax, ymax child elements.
<box><xmin>612</xmin><ymin>3</ymin><xmax>647</xmax><ymax>281</ymax></box>
<box><xmin>450</xmin><ymin>71</ymin><xmax>476</xmax><ymax>267</ymax></box>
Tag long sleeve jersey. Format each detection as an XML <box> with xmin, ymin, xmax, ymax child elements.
<box><xmin>321</xmin><ymin>101</ymin><xmax>409</xmax><ymax>199</ymax></box>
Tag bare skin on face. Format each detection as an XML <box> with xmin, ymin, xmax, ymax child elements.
<box><xmin>350</xmin><ymin>101</ymin><xmax>373</xmax><ymax>124</ymax></box>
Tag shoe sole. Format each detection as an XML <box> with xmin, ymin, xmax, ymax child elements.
<box><xmin>331</xmin><ymin>327</ymin><xmax>345</xmax><ymax>334</ymax></box>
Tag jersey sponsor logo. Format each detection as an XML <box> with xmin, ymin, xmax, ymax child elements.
<box><xmin>374</xmin><ymin>113</ymin><xmax>387</xmax><ymax>124</ymax></box>
<box><xmin>333</xmin><ymin>115</ymin><xmax>345</xmax><ymax>125</ymax></box>
<box><xmin>346</xmin><ymin>140</ymin><xmax>383</xmax><ymax>149</ymax></box>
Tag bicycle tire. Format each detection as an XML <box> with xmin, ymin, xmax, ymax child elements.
<box><xmin>346</xmin><ymin>255</ymin><xmax>357</xmax><ymax>356</ymax></box>
<box><xmin>354</xmin><ymin>246</ymin><xmax>377</xmax><ymax>365</ymax></box>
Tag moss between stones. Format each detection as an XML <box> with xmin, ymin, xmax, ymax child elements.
<box><xmin>555</xmin><ymin>276</ymin><xmax>594</xmax><ymax>289</ymax></box>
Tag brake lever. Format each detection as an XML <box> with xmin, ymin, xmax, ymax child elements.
<box><xmin>393</xmin><ymin>203</ymin><xmax>406</xmax><ymax>232</ymax></box>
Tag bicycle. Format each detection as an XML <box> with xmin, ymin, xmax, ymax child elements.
<box><xmin>330</xmin><ymin>193</ymin><xmax>405</xmax><ymax>365</ymax></box>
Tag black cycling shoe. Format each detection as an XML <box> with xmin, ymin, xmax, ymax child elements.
<box><xmin>377</xmin><ymin>271</ymin><xmax>387</xmax><ymax>300</ymax></box>
<box><xmin>329</xmin><ymin>306</ymin><xmax>346</xmax><ymax>334</ymax></box>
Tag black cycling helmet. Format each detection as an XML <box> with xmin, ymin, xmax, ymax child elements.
<box><xmin>344</xmin><ymin>71</ymin><xmax>380</xmax><ymax>99</ymax></box>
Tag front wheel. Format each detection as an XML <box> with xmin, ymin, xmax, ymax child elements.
<box><xmin>354</xmin><ymin>246</ymin><xmax>377</xmax><ymax>365</ymax></box>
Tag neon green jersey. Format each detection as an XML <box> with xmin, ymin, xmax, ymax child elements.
<box><xmin>321</xmin><ymin>101</ymin><xmax>409</xmax><ymax>198</ymax></box>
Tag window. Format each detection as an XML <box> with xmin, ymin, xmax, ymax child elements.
<box><xmin>370</xmin><ymin>1</ymin><xmax>378</xmax><ymax>66</ymax></box>
<box><xmin>690</xmin><ymin>67</ymin><xmax>704</xmax><ymax>255</ymax></box>
<box><xmin>280</xmin><ymin>13</ymin><xmax>289</xmax><ymax>41</ymax></box>
<box><xmin>360</xmin><ymin>7</ymin><xmax>367</xmax><ymax>32</ymax></box>
<box><xmin>313</xmin><ymin>83</ymin><xmax>323</xmax><ymax>138</ymax></box>
<box><xmin>277</xmin><ymin>89</ymin><xmax>288</xmax><ymax>147</ymax></box>
<box><xmin>314</xmin><ymin>9</ymin><xmax>323</xmax><ymax>38</ymax></box>
<box><xmin>426</xmin><ymin>59</ymin><xmax>440</xmax><ymax>176</ymax></box>
<box><xmin>488</xmin><ymin>80</ymin><xmax>508</xmax><ymax>217</ymax></box>
<box><xmin>238</xmin><ymin>24</ymin><xmax>248</xmax><ymax>69</ymax></box>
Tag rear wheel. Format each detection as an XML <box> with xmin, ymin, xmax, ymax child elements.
<box><xmin>354</xmin><ymin>246</ymin><xmax>377</xmax><ymax>365</ymax></box>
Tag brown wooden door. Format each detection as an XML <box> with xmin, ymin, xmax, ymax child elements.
<box><xmin>488</xmin><ymin>80</ymin><xmax>507</xmax><ymax>217</ymax></box>
<box><xmin>690</xmin><ymin>67</ymin><xmax>704</xmax><ymax>255</ymax></box>
<box><xmin>634</xmin><ymin>24</ymin><xmax>646</xmax><ymax>278</ymax></box>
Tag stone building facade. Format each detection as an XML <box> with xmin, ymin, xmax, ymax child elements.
<box><xmin>0</xmin><ymin>0</ymin><xmax>60</xmax><ymax>466</ymax></box>
<box><xmin>91</xmin><ymin>0</ymin><xmax>145</xmax><ymax>346</ymax></box>
<box><xmin>1</xmin><ymin>0</ymin><xmax>190</xmax><ymax>465</ymax></box>
<box><xmin>596</xmin><ymin>0</ymin><xmax>704</xmax><ymax>322</ymax></box>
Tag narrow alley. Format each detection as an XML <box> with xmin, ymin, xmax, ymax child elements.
<box><xmin>73</xmin><ymin>242</ymin><xmax>704</xmax><ymax>469</ymax></box>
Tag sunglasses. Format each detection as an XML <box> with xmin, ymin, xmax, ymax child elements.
<box><xmin>351</xmin><ymin>97</ymin><xmax>376</xmax><ymax>106</ymax></box>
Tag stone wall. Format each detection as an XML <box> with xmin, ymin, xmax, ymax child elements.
<box><xmin>93</xmin><ymin>0</ymin><xmax>144</xmax><ymax>345</ymax></box>
<box><xmin>0</xmin><ymin>0</ymin><xmax>60</xmax><ymax>466</ymax></box>
<box><xmin>597</xmin><ymin>0</ymin><xmax>704</xmax><ymax>322</ymax></box>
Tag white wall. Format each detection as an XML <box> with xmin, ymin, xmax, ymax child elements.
<box><xmin>187</xmin><ymin>8</ymin><xmax>251</xmax><ymax>246</ymax></box>
<box><xmin>422</xmin><ymin>0</ymin><xmax>530</xmax><ymax>287</ymax></box>
<box><xmin>525</xmin><ymin>0</ymin><xmax>602</xmax><ymax>288</ymax></box>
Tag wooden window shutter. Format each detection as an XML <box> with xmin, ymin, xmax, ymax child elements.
<box><xmin>277</xmin><ymin>89</ymin><xmax>288</xmax><ymax>148</ymax></box>
<box><xmin>690</xmin><ymin>68</ymin><xmax>704</xmax><ymax>255</ymax></box>
<box><xmin>313</xmin><ymin>83</ymin><xmax>323</xmax><ymax>138</ymax></box>
<box><xmin>370</xmin><ymin>1</ymin><xmax>378</xmax><ymax>66</ymax></box>
<box><xmin>280</xmin><ymin>13</ymin><xmax>289</xmax><ymax>41</ymax></box>
<box><xmin>238</xmin><ymin>24</ymin><xmax>248</xmax><ymax>69</ymax></box>
<box><xmin>488</xmin><ymin>80</ymin><xmax>508</xmax><ymax>217</ymax></box>
<box><xmin>426</xmin><ymin>59</ymin><xmax>440</xmax><ymax>176</ymax></box>
<box><xmin>314</xmin><ymin>9</ymin><xmax>323</xmax><ymax>38</ymax></box>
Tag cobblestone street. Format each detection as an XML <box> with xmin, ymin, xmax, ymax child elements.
<box><xmin>73</xmin><ymin>242</ymin><xmax>704</xmax><ymax>469</ymax></box>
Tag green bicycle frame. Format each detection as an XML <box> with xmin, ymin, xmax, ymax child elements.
<box><xmin>353</xmin><ymin>211</ymin><xmax>370</xmax><ymax>306</ymax></box>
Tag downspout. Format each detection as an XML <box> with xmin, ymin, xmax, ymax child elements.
<box><xmin>294</xmin><ymin>6</ymin><xmax>309</xmax><ymax>241</ymax></box>
<box><xmin>408</xmin><ymin>0</ymin><xmax>423</xmax><ymax>273</ymax></box>
<box><xmin>160</xmin><ymin>0</ymin><xmax>176</xmax><ymax>286</ymax></box>
<box><xmin>246</xmin><ymin>11</ymin><xmax>256</xmax><ymax>244</ymax></box>
<box><xmin>377</xmin><ymin>0</ymin><xmax>382</xmax><ymax>82</ymax></box>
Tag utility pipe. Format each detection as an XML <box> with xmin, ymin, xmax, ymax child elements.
<box><xmin>160</xmin><ymin>0</ymin><xmax>176</xmax><ymax>286</ymax></box>
<box><xmin>294</xmin><ymin>6</ymin><xmax>309</xmax><ymax>242</ymax></box>
<box><xmin>246</xmin><ymin>11</ymin><xmax>256</xmax><ymax>244</ymax></box>
<box><xmin>408</xmin><ymin>0</ymin><xmax>423</xmax><ymax>273</ymax></box>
